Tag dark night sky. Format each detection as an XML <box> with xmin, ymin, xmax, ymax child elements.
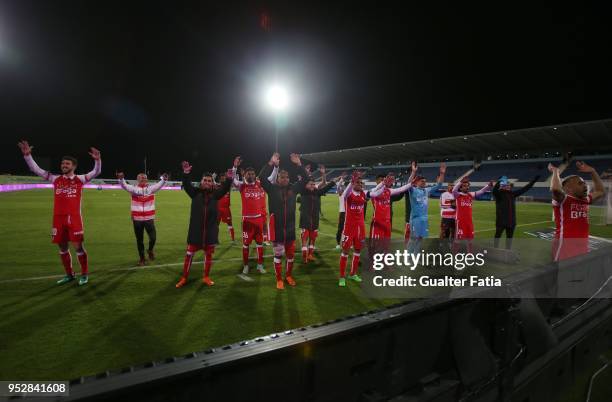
<box><xmin>1</xmin><ymin>2</ymin><xmax>611</xmax><ymax>177</ymax></box>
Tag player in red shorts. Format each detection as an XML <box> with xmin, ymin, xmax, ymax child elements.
<box><xmin>452</xmin><ymin>177</ymin><xmax>493</xmax><ymax>253</ymax></box>
<box><xmin>175</xmin><ymin>159</ymin><xmax>234</xmax><ymax>288</ymax></box>
<box><xmin>338</xmin><ymin>171</ymin><xmax>367</xmax><ymax>287</ymax></box>
<box><xmin>18</xmin><ymin>140</ymin><xmax>101</xmax><ymax>286</ymax></box>
<box><xmin>548</xmin><ymin>161</ymin><xmax>605</xmax><ymax>261</ymax></box>
<box><xmin>367</xmin><ymin>173</ymin><xmax>413</xmax><ymax>253</ymax></box>
<box><xmin>233</xmin><ymin>156</ymin><xmax>277</xmax><ymax>278</ymax></box>
<box><xmin>216</xmin><ymin>171</ymin><xmax>235</xmax><ymax>242</ymax></box>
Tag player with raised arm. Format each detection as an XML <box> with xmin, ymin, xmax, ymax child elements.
<box><xmin>452</xmin><ymin>177</ymin><xmax>493</xmax><ymax>253</ymax></box>
<box><xmin>260</xmin><ymin>153</ymin><xmax>308</xmax><ymax>289</ymax></box>
<box><xmin>175</xmin><ymin>159</ymin><xmax>234</xmax><ymax>288</ymax></box>
<box><xmin>298</xmin><ymin>165</ymin><xmax>341</xmax><ymax>263</ymax></box>
<box><xmin>367</xmin><ymin>172</ymin><xmax>414</xmax><ymax>253</ymax></box>
<box><xmin>233</xmin><ymin>156</ymin><xmax>273</xmax><ymax>277</ymax></box>
<box><xmin>548</xmin><ymin>161</ymin><xmax>605</xmax><ymax>261</ymax></box>
<box><xmin>18</xmin><ymin>140</ymin><xmax>101</xmax><ymax>285</ymax></box>
<box><xmin>116</xmin><ymin>171</ymin><xmax>168</xmax><ymax>265</ymax></box>
<box><xmin>406</xmin><ymin>162</ymin><xmax>446</xmax><ymax>255</ymax></box>
<box><xmin>338</xmin><ymin>171</ymin><xmax>367</xmax><ymax>287</ymax></box>
<box><xmin>216</xmin><ymin>171</ymin><xmax>235</xmax><ymax>242</ymax></box>
<box><xmin>492</xmin><ymin>174</ymin><xmax>539</xmax><ymax>249</ymax></box>
<box><xmin>438</xmin><ymin>183</ymin><xmax>456</xmax><ymax>249</ymax></box>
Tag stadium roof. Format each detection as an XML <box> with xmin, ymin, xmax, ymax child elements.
<box><xmin>302</xmin><ymin>118</ymin><xmax>612</xmax><ymax>166</ymax></box>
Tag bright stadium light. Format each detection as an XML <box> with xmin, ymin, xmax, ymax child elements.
<box><xmin>265</xmin><ymin>85</ymin><xmax>290</xmax><ymax>111</ymax></box>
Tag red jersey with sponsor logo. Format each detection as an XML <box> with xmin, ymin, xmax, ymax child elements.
<box><xmin>53</xmin><ymin>175</ymin><xmax>85</xmax><ymax>216</ymax></box>
<box><xmin>553</xmin><ymin>194</ymin><xmax>591</xmax><ymax>239</ymax></box>
<box><xmin>238</xmin><ymin>181</ymin><xmax>266</xmax><ymax>218</ymax></box>
<box><xmin>371</xmin><ymin>188</ymin><xmax>391</xmax><ymax>224</ymax></box>
<box><xmin>455</xmin><ymin>192</ymin><xmax>474</xmax><ymax>223</ymax></box>
<box><xmin>345</xmin><ymin>190</ymin><xmax>367</xmax><ymax>226</ymax></box>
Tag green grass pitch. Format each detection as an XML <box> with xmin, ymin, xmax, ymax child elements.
<box><xmin>1</xmin><ymin>188</ymin><xmax>610</xmax><ymax>380</ymax></box>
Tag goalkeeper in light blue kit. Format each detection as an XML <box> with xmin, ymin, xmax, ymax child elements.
<box><xmin>406</xmin><ymin>161</ymin><xmax>446</xmax><ymax>254</ymax></box>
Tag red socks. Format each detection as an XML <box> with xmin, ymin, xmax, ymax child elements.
<box><xmin>59</xmin><ymin>250</ymin><xmax>73</xmax><ymax>276</ymax></box>
<box><xmin>339</xmin><ymin>253</ymin><xmax>348</xmax><ymax>277</ymax></box>
<box><xmin>256</xmin><ymin>244</ymin><xmax>264</xmax><ymax>264</ymax></box>
<box><xmin>182</xmin><ymin>252</ymin><xmax>194</xmax><ymax>278</ymax></box>
<box><xmin>274</xmin><ymin>257</ymin><xmax>282</xmax><ymax>281</ymax></box>
<box><xmin>228</xmin><ymin>226</ymin><xmax>235</xmax><ymax>241</ymax></box>
<box><xmin>350</xmin><ymin>252</ymin><xmax>360</xmax><ymax>276</ymax></box>
<box><xmin>204</xmin><ymin>250</ymin><xmax>213</xmax><ymax>277</ymax></box>
<box><xmin>76</xmin><ymin>249</ymin><xmax>88</xmax><ymax>275</ymax></box>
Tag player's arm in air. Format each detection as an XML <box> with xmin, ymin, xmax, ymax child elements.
<box><xmin>290</xmin><ymin>153</ymin><xmax>309</xmax><ymax>193</ymax></box>
<box><xmin>316</xmin><ymin>177</ymin><xmax>337</xmax><ymax>196</ymax></box>
<box><xmin>77</xmin><ymin>147</ymin><xmax>102</xmax><ymax>183</ymax></box>
<box><xmin>512</xmin><ymin>175</ymin><xmax>540</xmax><ymax>197</ymax></box>
<box><xmin>367</xmin><ymin>181</ymin><xmax>386</xmax><ymax>198</ymax></box>
<box><xmin>548</xmin><ymin>163</ymin><xmax>565</xmax><ymax>203</ymax></box>
<box><xmin>181</xmin><ymin>161</ymin><xmax>198</xmax><ymax>198</ymax></box>
<box><xmin>452</xmin><ymin>180</ymin><xmax>462</xmax><ymax>198</ymax></box>
<box><xmin>266</xmin><ymin>152</ymin><xmax>280</xmax><ymax>184</ymax></box>
<box><xmin>231</xmin><ymin>156</ymin><xmax>244</xmax><ymax>188</ymax></box>
<box><xmin>472</xmin><ymin>181</ymin><xmax>494</xmax><ymax>198</ymax></box>
<box><xmin>259</xmin><ymin>153</ymin><xmax>277</xmax><ymax>193</ymax></box>
<box><xmin>316</xmin><ymin>165</ymin><xmax>327</xmax><ymax>189</ymax></box>
<box><xmin>492</xmin><ymin>177</ymin><xmax>502</xmax><ymax>196</ymax></box>
<box><xmin>576</xmin><ymin>161</ymin><xmax>605</xmax><ymax>202</ymax></box>
<box><xmin>117</xmin><ymin>172</ymin><xmax>168</xmax><ymax>195</ymax></box>
<box><xmin>426</xmin><ymin>162</ymin><xmax>446</xmax><ymax>195</ymax></box>
<box><xmin>454</xmin><ymin>161</ymin><xmax>480</xmax><ymax>184</ymax></box>
<box><xmin>213</xmin><ymin>157</ymin><xmax>238</xmax><ymax>200</ymax></box>
<box><xmin>18</xmin><ymin>140</ymin><xmax>58</xmax><ymax>182</ymax></box>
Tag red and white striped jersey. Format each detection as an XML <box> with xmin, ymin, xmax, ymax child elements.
<box><xmin>440</xmin><ymin>191</ymin><xmax>456</xmax><ymax>218</ymax></box>
<box><xmin>553</xmin><ymin>194</ymin><xmax>591</xmax><ymax>239</ymax></box>
<box><xmin>120</xmin><ymin>178</ymin><xmax>166</xmax><ymax>221</ymax></box>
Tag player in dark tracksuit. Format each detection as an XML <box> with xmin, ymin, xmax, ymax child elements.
<box><xmin>260</xmin><ymin>153</ymin><xmax>308</xmax><ymax>290</ymax></box>
<box><xmin>175</xmin><ymin>159</ymin><xmax>235</xmax><ymax>288</ymax></box>
<box><xmin>299</xmin><ymin>176</ymin><xmax>338</xmax><ymax>263</ymax></box>
<box><xmin>492</xmin><ymin>175</ymin><xmax>539</xmax><ymax>249</ymax></box>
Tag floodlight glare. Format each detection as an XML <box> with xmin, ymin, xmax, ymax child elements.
<box><xmin>265</xmin><ymin>85</ymin><xmax>289</xmax><ymax>112</ymax></box>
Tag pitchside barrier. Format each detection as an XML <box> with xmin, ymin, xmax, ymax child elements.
<box><xmin>12</xmin><ymin>243</ymin><xmax>612</xmax><ymax>402</ymax></box>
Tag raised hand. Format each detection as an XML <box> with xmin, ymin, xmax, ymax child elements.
<box><xmin>576</xmin><ymin>161</ymin><xmax>595</xmax><ymax>173</ymax></box>
<box><xmin>115</xmin><ymin>171</ymin><xmax>125</xmax><ymax>180</ymax></box>
<box><xmin>289</xmin><ymin>153</ymin><xmax>301</xmax><ymax>166</ymax></box>
<box><xmin>547</xmin><ymin>163</ymin><xmax>558</xmax><ymax>173</ymax></box>
<box><xmin>233</xmin><ymin>156</ymin><xmax>242</xmax><ymax>168</ymax></box>
<box><xmin>17</xmin><ymin>140</ymin><xmax>33</xmax><ymax>155</ymax></box>
<box><xmin>411</xmin><ymin>161</ymin><xmax>418</xmax><ymax>173</ymax></box>
<box><xmin>161</xmin><ymin>173</ymin><xmax>169</xmax><ymax>181</ymax></box>
<box><xmin>88</xmin><ymin>147</ymin><xmax>101</xmax><ymax>160</ymax></box>
<box><xmin>319</xmin><ymin>164</ymin><xmax>326</xmax><ymax>175</ymax></box>
<box><xmin>439</xmin><ymin>162</ymin><xmax>446</xmax><ymax>174</ymax></box>
<box><xmin>269</xmin><ymin>152</ymin><xmax>280</xmax><ymax>167</ymax></box>
<box><xmin>182</xmin><ymin>161</ymin><xmax>192</xmax><ymax>174</ymax></box>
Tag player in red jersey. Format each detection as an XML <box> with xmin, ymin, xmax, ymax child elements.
<box><xmin>548</xmin><ymin>161</ymin><xmax>605</xmax><ymax>261</ymax></box>
<box><xmin>452</xmin><ymin>177</ymin><xmax>493</xmax><ymax>253</ymax></box>
<box><xmin>338</xmin><ymin>171</ymin><xmax>367</xmax><ymax>287</ymax></box>
<box><xmin>233</xmin><ymin>156</ymin><xmax>277</xmax><ymax>278</ymax></box>
<box><xmin>367</xmin><ymin>172</ymin><xmax>414</xmax><ymax>253</ymax></box>
<box><xmin>18</xmin><ymin>140</ymin><xmax>101</xmax><ymax>286</ymax></box>
<box><xmin>216</xmin><ymin>172</ymin><xmax>235</xmax><ymax>242</ymax></box>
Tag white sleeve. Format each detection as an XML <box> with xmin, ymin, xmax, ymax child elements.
<box><xmin>368</xmin><ymin>182</ymin><xmax>385</xmax><ymax>198</ymax></box>
<box><xmin>24</xmin><ymin>154</ymin><xmax>57</xmax><ymax>182</ymax></box>
<box><xmin>268</xmin><ymin>166</ymin><xmax>279</xmax><ymax>184</ymax></box>
<box><xmin>389</xmin><ymin>182</ymin><xmax>412</xmax><ymax>196</ymax></box>
<box><xmin>120</xmin><ymin>178</ymin><xmax>139</xmax><ymax>194</ymax></box>
<box><xmin>77</xmin><ymin>159</ymin><xmax>102</xmax><ymax>183</ymax></box>
<box><xmin>147</xmin><ymin>177</ymin><xmax>167</xmax><ymax>194</ymax></box>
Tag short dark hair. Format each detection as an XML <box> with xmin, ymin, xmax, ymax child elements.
<box><xmin>61</xmin><ymin>156</ymin><xmax>78</xmax><ymax>165</ymax></box>
<box><xmin>244</xmin><ymin>167</ymin><xmax>255</xmax><ymax>174</ymax></box>
<box><xmin>202</xmin><ymin>172</ymin><xmax>214</xmax><ymax>179</ymax></box>
<box><xmin>376</xmin><ymin>174</ymin><xmax>386</xmax><ymax>179</ymax></box>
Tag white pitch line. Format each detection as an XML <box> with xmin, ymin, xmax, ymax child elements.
<box><xmin>0</xmin><ymin>247</ymin><xmax>342</xmax><ymax>284</ymax></box>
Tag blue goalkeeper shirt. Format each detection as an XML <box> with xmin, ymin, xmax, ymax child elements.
<box><xmin>409</xmin><ymin>183</ymin><xmax>443</xmax><ymax>222</ymax></box>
